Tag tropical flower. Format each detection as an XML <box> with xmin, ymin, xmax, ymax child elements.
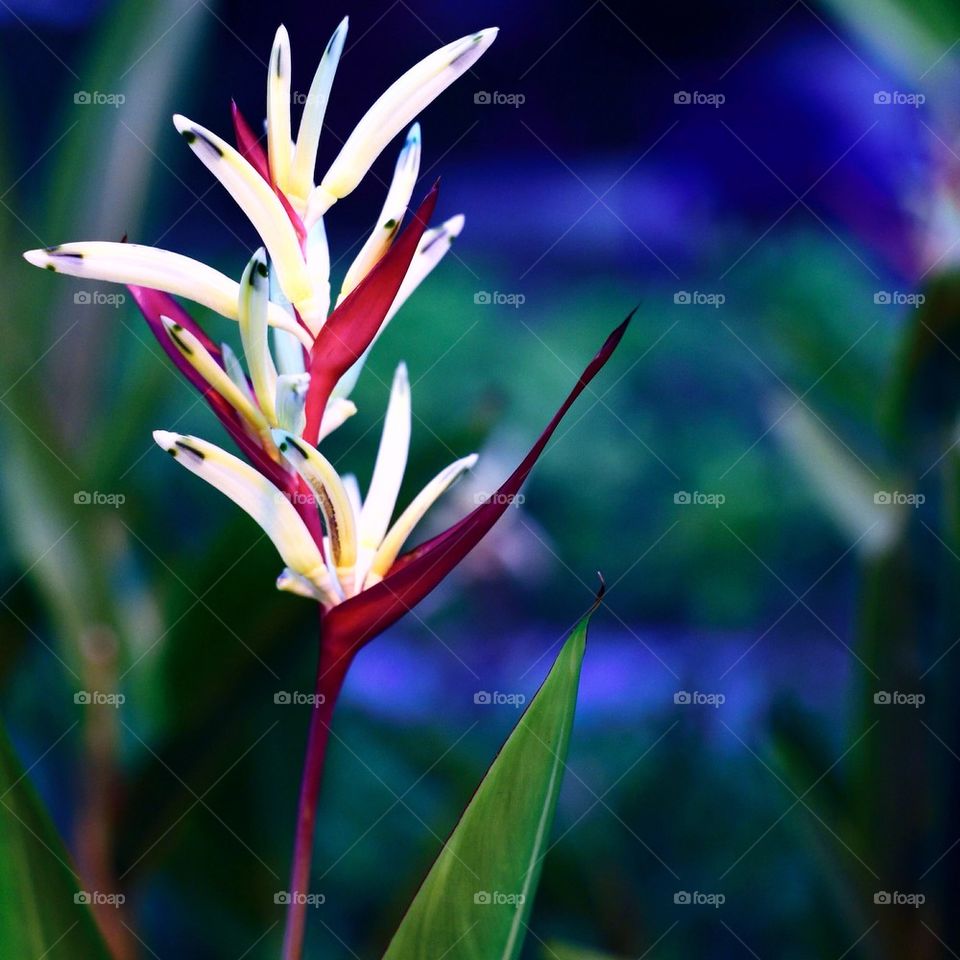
<box><xmin>23</xmin><ymin>19</ymin><xmax>631</xmax><ymax>959</ymax></box>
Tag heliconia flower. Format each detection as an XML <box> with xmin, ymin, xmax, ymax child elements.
<box><xmin>20</xmin><ymin>18</ymin><xmax>631</xmax><ymax>960</ymax></box>
<box><xmin>24</xmin><ymin>21</ymin><xmax>490</xmax><ymax>348</ymax></box>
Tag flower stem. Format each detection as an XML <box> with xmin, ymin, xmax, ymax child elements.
<box><xmin>281</xmin><ymin>617</ymin><xmax>352</xmax><ymax>960</ymax></box>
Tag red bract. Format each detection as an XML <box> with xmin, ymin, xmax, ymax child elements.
<box><xmin>322</xmin><ymin>313</ymin><xmax>633</xmax><ymax>656</ymax></box>
<box><xmin>230</xmin><ymin>99</ymin><xmax>270</xmax><ymax>183</ymax></box>
<box><xmin>301</xmin><ymin>182</ymin><xmax>440</xmax><ymax>444</ymax></box>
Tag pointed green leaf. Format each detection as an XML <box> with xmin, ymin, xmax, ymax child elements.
<box><xmin>382</xmin><ymin>600</ymin><xmax>597</xmax><ymax>960</ymax></box>
<box><xmin>0</xmin><ymin>721</ymin><xmax>112</xmax><ymax>959</ymax></box>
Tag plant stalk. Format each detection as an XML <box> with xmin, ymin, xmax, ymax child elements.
<box><xmin>281</xmin><ymin>615</ymin><xmax>352</xmax><ymax>960</ymax></box>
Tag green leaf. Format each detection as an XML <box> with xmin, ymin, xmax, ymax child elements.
<box><xmin>0</xmin><ymin>721</ymin><xmax>112</xmax><ymax>959</ymax></box>
<box><xmin>382</xmin><ymin>598</ymin><xmax>597</xmax><ymax>960</ymax></box>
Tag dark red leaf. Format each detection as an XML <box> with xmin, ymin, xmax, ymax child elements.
<box><xmin>301</xmin><ymin>182</ymin><xmax>439</xmax><ymax>444</ymax></box>
<box><xmin>322</xmin><ymin>314</ymin><xmax>633</xmax><ymax>654</ymax></box>
<box><xmin>128</xmin><ymin>285</ymin><xmax>294</xmax><ymax>492</ymax></box>
<box><xmin>231</xmin><ymin>100</ymin><xmax>271</xmax><ymax>183</ymax></box>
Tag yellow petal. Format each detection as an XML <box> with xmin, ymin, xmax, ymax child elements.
<box><xmin>338</xmin><ymin>123</ymin><xmax>421</xmax><ymax>301</ymax></box>
<box><xmin>153</xmin><ymin>431</ymin><xmax>336</xmax><ymax>603</ymax></box>
<box><xmin>238</xmin><ymin>249</ymin><xmax>278</xmax><ymax>424</ymax></box>
<box><xmin>267</xmin><ymin>25</ymin><xmax>293</xmax><ymax>191</ymax></box>
<box><xmin>173</xmin><ymin>114</ymin><xmax>311</xmax><ymax>304</ymax></box>
<box><xmin>272</xmin><ymin>429</ymin><xmax>358</xmax><ymax>578</ymax></box>
<box><xmin>368</xmin><ymin>453</ymin><xmax>478</xmax><ymax>583</ymax></box>
<box><xmin>288</xmin><ymin>16</ymin><xmax>348</xmax><ymax>205</ymax></box>
<box><xmin>314</xmin><ymin>28</ymin><xmax>498</xmax><ymax>209</ymax></box>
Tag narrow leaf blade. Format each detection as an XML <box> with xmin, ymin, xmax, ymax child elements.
<box><xmin>382</xmin><ymin>604</ymin><xmax>595</xmax><ymax>960</ymax></box>
<box><xmin>0</xmin><ymin>722</ymin><xmax>112</xmax><ymax>959</ymax></box>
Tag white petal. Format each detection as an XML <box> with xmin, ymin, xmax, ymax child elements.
<box><xmin>153</xmin><ymin>431</ymin><xmax>336</xmax><ymax>602</ymax></box>
<box><xmin>24</xmin><ymin>241</ymin><xmax>313</xmax><ymax>349</ymax></box>
<box><xmin>332</xmin><ymin>214</ymin><xmax>464</xmax><ymax>399</ymax></box>
<box><xmin>161</xmin><ymin>316</ymin><xmax>276</xmax><ymax>446</ymax></box>
<box><xmin>272</xmin><ymin>327</ymin><xmax>307</xmax><ymax>376</ymax></box>
<box><xmin>288</xmin><ymin>16</ymin><xmax>348</xmax><ymax>205</ymax></box>
<box><xmin>238</xmin><ymin>249</ymin><xmax>278</xmax><ymax>424</ymax></box>
<box><xmin>342</xmin><ymin>473</ymin><xmax>362</xmax><ymax>521</ymax></box>
<box><xmin>319</xmin><ymin>397</ymin><xmax>357</xmax><ymax>440</ymax></box>
<box><xmin>221</xmin><ymin>342</ymin><xmax>257</xmax><ymax>406</ymax></box>
<box><xmin>272</xmin><ymin>429</ymin><xmax>358</xmax><ymax>576</ymax></box>
<box><xmin>339</xmin><ymin>123</ymin><xmax>421</xmax><ymax>301</ymax></box>
<box><xmin>313</xmin><ymin>28</ymin><xmax>498</xmax><ymax>210</ymax></box>
<box><xmin>367</xmin><ymin>453</ymin><xmax>478</xmax><ymax>583</ymax></box>
<box><xmin>267</xmin><ymin>25</ymin><xmax>293</xmax><ymax>192</ymax></box>
<box><xmin>173</xmin><ymin>115</ymin><xmax>311</xmax><ymax>305</ymax></box>
<box><xmin>358</xmin><ymin>363</ymin><xmax>411</xmax><ymax>570</ymax></box>
<box><xmin>275</xmin><ymin>373</ymin><xmax>310</xmax><ymax>434</ymax></box>
<box><xmin>277</xmin><ymin>567</ymin><xmax>329</xmax><ymax>601</ymax></box>
<box><xmin>301</xmin><ymin>219</ymin><xmax>331</xmax><ymax>335</ymax></box>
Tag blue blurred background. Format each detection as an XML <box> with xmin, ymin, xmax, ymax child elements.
<box><xmin>3</xmin><ymin>0</ymin><xmax>960</xmax><ymax>957</ymax></box>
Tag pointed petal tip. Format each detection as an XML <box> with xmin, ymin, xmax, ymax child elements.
<box><xmin>443</xmin><ymin>213</ymin><xmax>465</xmax><ymax>235</ymax></box>
<box><xmin>152</xmin><ymin>429</ymin><xmax>178</xmax><ymax>449</ymax></box>
<box><xmin>22</xmin><ymin>248</ymin><xmax>46</xmax><ymax>267</ymax></box>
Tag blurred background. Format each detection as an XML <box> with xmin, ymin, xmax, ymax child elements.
<box><xmin>2</xmin><ymin>0</ymin><xmax>960</xmax><ymax>957</ymax></box>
